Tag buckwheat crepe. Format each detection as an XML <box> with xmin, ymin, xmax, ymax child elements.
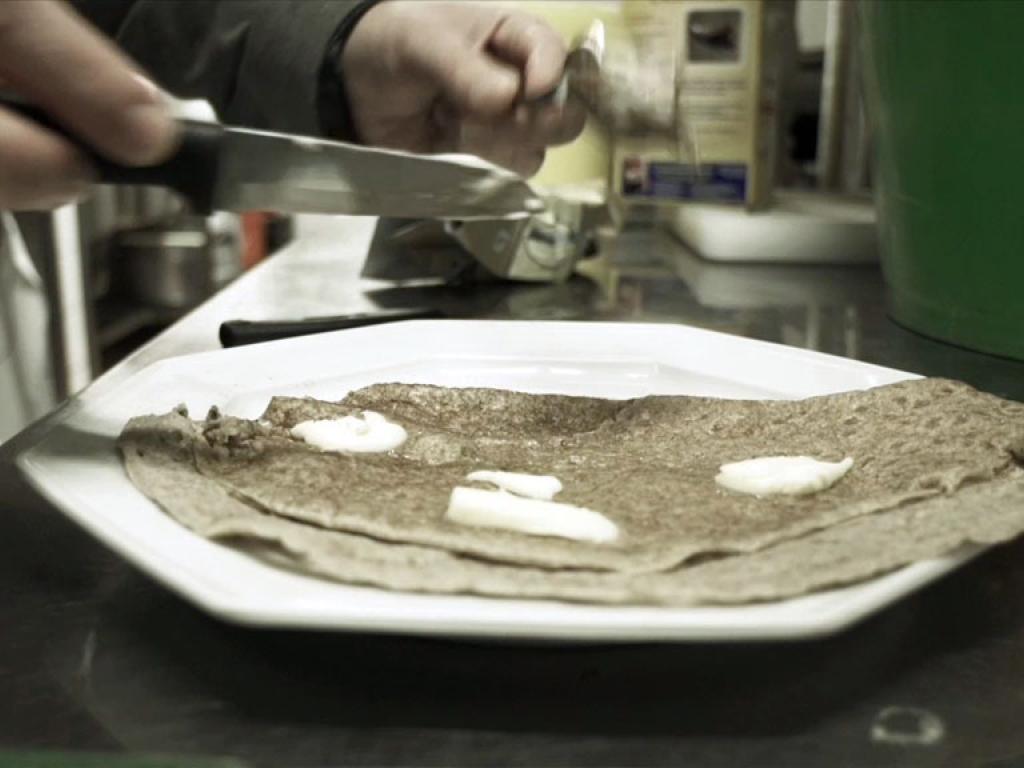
<box><xmin>175</xmin><ymin>379</ymin><xmax>1024</xmax><ymax>574</ymax></box>
<box><xmin>120</xmin><ymin>406</ymin><xmax>1024</xmax><ymax>606</ymax></box>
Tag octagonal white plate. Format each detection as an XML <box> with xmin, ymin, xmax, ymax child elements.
<box><xmin>17</xmin><ymin>320</ymin><xmax>979</xmax><ymax>642</ymax></box>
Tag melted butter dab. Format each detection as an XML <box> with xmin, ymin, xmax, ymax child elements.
<box><xmin>466</xmin><ymin>470</ymin><xmax>562</xmax><ymax>500</ymax></box>
<box><xmin>291</xmin><ymin>411</ymin><xmax>407</xmax><ymax>453</ymax></box>
<box><xmin>446</xmin><ymin>487</ymin><xmax>619</xmax><ymax>543</ymax></box>
<box><xmin>716</xmin><ymin>456</ymin><xmax>854</xmax><ymax>496</ymax></box>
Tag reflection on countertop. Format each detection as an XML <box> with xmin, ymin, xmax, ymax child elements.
<box><xmin>358</xmin><ymin>219</ymin><xmax>1024</xmax><ymax>401</ymax></box>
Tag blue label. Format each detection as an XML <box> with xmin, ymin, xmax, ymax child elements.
<box><xmin>621</xmin><ymin>160</ymin><xmax>748</xmax><ymax>202</ymax></box>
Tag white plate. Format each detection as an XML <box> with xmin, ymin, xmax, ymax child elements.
<box><xmin>16</xmin><ymin>320</ymin><xmax>978</xmax><ymax>642</ymax></box>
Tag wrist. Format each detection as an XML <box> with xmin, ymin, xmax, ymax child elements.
<box><xmin>316</xmin><ymin>0</ymin><xmax>386</xmax><ymax>141</ymax></box>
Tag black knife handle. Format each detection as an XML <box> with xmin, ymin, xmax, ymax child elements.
<box><xmin>219</xmin><ymin>310</ymin><xmax>448</xmax><ymax>348</ymax></box>
<box><xmin>0</xmin><ymin>95</ymin><xmax>224</xmax><ymax>214</ymax></box>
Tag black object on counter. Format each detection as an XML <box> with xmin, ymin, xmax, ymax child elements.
<box><xmin>218</xmin><ymin>309</ymin><xmax>447</xmax><ymax>347</ymax></box>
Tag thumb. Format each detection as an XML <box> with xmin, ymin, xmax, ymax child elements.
<box><xmin>0</xmin><ymin>1</ymin><xmax>178</xmax><ymax>166</ymax></box>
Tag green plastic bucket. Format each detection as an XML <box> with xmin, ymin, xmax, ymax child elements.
<box><xmin>861</xmin><ymin>0</ymin><xmax>1024</xmax><ymax>359</ymax></box>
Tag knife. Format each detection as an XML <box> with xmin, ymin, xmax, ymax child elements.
<box><xmin>1</xmin><ymin>97</ymin><xmax>544</xmax><ymax>219</ymax></box>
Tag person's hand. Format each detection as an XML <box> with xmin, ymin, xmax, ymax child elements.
<box><xmin>341</xmin><ymin>1</ymin><xmax>586</xmax><ymax>177</ymax></box>
<box><xmin>0</xmin><ymin>0</ymin><xmax>177</xmax><ymax>210</ymax></box>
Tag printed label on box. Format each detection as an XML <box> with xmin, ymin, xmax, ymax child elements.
<box><xmin>621</xmin><ymin>158</ymin><xmax>748</xmax><ymax>202</ymax></box>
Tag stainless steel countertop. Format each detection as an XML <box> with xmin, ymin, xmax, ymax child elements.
<box><xmin>3</xmin><ymin>215</ymin><xmax>1024</xmax><ymax>767</ymax></box>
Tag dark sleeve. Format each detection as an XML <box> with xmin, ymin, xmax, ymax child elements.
<box><xmin>72</xmin><ymin>0</ymin><xmax>378</xmax><ymax>139</ymax></box>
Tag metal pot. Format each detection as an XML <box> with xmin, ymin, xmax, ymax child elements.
<box><xmin>112</xmin><ymin>213</ymin><xmax>242</xmax><ymax>310</ymax></box>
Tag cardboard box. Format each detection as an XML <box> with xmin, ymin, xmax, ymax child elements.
<box><xmin>612</xmin><ymin>0</ymin><xmax>794</xmax><ymax>210</ymax></box>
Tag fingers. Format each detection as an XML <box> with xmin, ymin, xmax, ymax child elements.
<box><xmin>432</xmin><ymin>7</ymin><xmax>576</xmax><ymax>173</ymax></box>
<box><xmin>489</xmin><ymin>11</ymin><xmax>568</xmax><ymax>99</ymax></box>
<box><xmin>512</xmin><ymin>97</ymin><xmax>587</xmax><ymax>148</ymax></box>
<box><xmin>416</xmin><ymin>33</ymin><xmax>521</xmax><ymax>118</ymax></box>
<box><xmin>431</xmin><ymin>95</ymin><xmax>584</xmax><ymax>177</ymax></box>
<box><xmin>459</xmin><ymin>120</ymin><xmax>547</xmax><ymax>177</ymax></box>
<box><xmin>435</xmin><ymin>95</ymin><xmax>584</xmax><ymax>176</ymax></box>
<box><xmin>0</xmin><ymin>106</ymin><xmax>94</xmax><ymax>210</ymax></box>
<box><xmin>340</xmin><ymin>0</ymin><xmax>582</xmax><ymax>173</ymax></box>
<box><xmin>0</xmin><ymin>0</ymin><xmax>177</xmax><ymax>166</ymax></box>
<box><xmin>412</xmin><ymin>8</ymin><xmax>568</xmax><ymax>118</ymax></box>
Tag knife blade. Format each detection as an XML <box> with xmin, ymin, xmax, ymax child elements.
<box><xmin>211</xmin><ymin>126</ymin><xmax>545</xmax><ymax>220</ymax></box>
<box><xmin>0</xmin><ymin>97</ymin><xmax>544</xmax><ymax>219</ymax></box>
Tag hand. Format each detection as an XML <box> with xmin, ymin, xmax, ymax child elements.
<box><xmin>341</xmin><ymin>1</ymin><xmax>586</xmax><ymax>177</ymax></box>
<box><xmin>0</xmin><ymin>0</ymin><xmax>177</xmax><ymax>210</ymax></box>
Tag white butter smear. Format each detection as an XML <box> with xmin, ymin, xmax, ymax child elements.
<box><xmin>446</xmin><ymin>487</ymin><xmax>619</xmax><ymax>544</ymax></box>
<box><xmin>291</xmin><ymin>411</ymin><xmax>407</xmax><ymax>453</ymax></box>
<box><xmin>465</xmin><ymin>470</ymin><xmax>562</xmax><ymax>501</ymax></box>
<box><xmin>716</xmin><ymin>456</ymin><xmax>854</xmax><ymax>496</ymax></box>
